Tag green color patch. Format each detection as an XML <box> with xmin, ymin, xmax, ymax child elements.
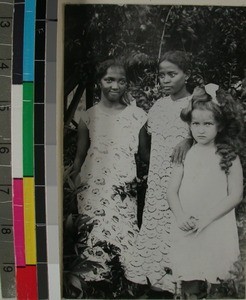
<box><xmin>23</xmin><ymin>82</ymin><xmax>34</xmax><ymax>176</ymax></box>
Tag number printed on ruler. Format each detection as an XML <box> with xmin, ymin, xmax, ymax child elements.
<box><xmin>0</xmin><ymin>11</ymin><xmax>12</xmax><ymax>160</ymax></box>
<box><xmin>0</xmin><ymin>20</ymin><xmax>12</xmax><ymax>56</ymax></box>
<box><xmin>0</xmin><ymin>143</ymin><xmax>11</xmax><ymax>166</ymax></box>
<box><xmin>0</xmin><ymin>0</ymin><xmax>15</xmax><ymax>298</ymax></box>
<box><xmin>0</xmin><ymin>184</ymin><xmax>12</xmax><ymax>243</ymax></box>
<box><xmin>0</xmin><ymin>59</ymin><xmax>10</xmax><ymax>75</ymax></box>
<box><xmin>0</xmin><ymin>225</ymin><xmax>13</xmax><ymax>242</ymax></box>
<box><xmin>0</xmin><ymin>96</ymin><xmax>11</xmax><ymax>170</ymax></box>
<box><xmin>0</xmin><ymin>6</ymin><xmax>11</xmax><ymax>168</ymax></box>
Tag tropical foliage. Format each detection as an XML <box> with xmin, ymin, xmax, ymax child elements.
<box><xmin>64</xmin><ymin>4</ymin><xmax>246</xmax><ymax>122</ymax></box>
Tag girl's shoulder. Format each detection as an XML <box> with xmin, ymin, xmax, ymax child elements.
<box><xmin>80</xmin><ymin>105</ymin><xmax>96</xmax><ymax>114</ymax></box>
<box><xmin>128</xmin><ymin>103</ymin><xmax>147</xmax><ymax>119</ymax></box>
<box><xmin>184</xmin><ymin>145</ymin><xmax>197</xmax><ymax>160</ymax></box>
<box><xmin>184</xmin><ymin>144</ymin><xmax>214</xmax><ymax>161</ymax></box>
<box><xmin>78</xmin><ymin>105</ymin><xmax>97</xmax><ymax>125</ymax></box>
<box><xmin>229</xmin><ymin>155</ymin><xmax>243</xmax><ymax>173</ymax></box>
<box><xmin>148</xmin><ymin>96</ymin><xmax>170</xmax><ymax>117</ymax></box>
<box><xmin>79</xmin><ymin>109</ymin><xmax>89</xmax><ymax>124</ymax></box>
<box><xmin>148</xmin><ymin>94</ymin><xmax>191</xmax><ymax>114</ymax></box>
<box><xmin>150</xmin><ymin>96</ymin><xmax>170</xmax><ymax>108</ymax></box>
<box><xmin>181</xmin><ymin>94</ymin><xmax>193</xmax><ymax>106</ymax></box>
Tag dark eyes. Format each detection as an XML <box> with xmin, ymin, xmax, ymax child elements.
<box><xmin>158</xmin><ymin>73</ymin><xmax>176</xmax><ymax>79</ymax></box>
<box><xmin>119</xmin><ymin>80</ymin><xmax>126</xmax><ymax>85</ymax></box>
<box><xmin>191</xmin><ymin>122</ymin><xmax>214</xmax><ymax>126</ymax></box>
<box><xmin>104</xmin><ymin>78</ymin><xmax>126</xmax><ymax>85</ymax></box>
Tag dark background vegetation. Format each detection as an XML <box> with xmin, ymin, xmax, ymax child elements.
<box><xmin>63</xmin><ymin>4</ymin><xmax>246</xmax><ymax>299</ymax></box>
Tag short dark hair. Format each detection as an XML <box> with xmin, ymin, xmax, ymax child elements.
<box><xmin>159</xmin><ymin>50</ymin><xmax>191</xmax><ymax>74</ymax></box>
<box><xmin>95</xmin><ymin>58</ymin><xmax>127</xmax><ymax>82</ymax></box>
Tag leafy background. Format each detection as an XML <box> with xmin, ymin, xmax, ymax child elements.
<box><xmin>63</xmin><ymin>4</ymin><xmax>246</xmax><ymax>299</ymax></box>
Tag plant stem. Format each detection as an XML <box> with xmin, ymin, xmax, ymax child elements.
<box><xmin>157</xmin><ymin>6</ymin><xmax>173</xmax><ymax>63</ymax></box>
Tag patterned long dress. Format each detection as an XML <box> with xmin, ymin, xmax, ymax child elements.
<box><xmin>125</xmin><ymin>95</ymin><xmax>191</xmax><ymax>293</ymax></box>
<box><xmin>76</xmin><ymin>103</ymin><xmax>147</xmax><ymax>281</ymax></box>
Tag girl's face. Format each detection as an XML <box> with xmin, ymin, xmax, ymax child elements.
<box><xmin>100</xmin><ymin>66</ymin><xmax>127</xmax><ymax>103</ymax></box>
<box><xmin>190</xmin><ymin>109</ymin><xmax>219</xmax><ymax>146</ymax></box>
<box><xmin>158</xmin><ymin>60</ymin><xmax>189</xmax><ymax>99</ymax></box>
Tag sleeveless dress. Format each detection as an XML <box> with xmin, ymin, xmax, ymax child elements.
<box><xmin>76</xmin><ymin>103</ymin><xmax>147</xmax><ymax>281</ymax></box>
<box><xmin>170</xmin><ymin>145</ymin><xmax>241</xmax><ymax>283</ymax></box>
<box><xmin>125</xmin><ymin>95</ymin><xmax>191</xmax><ymax>293</ymax></box>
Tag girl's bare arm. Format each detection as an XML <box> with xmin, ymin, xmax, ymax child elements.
<box><xmin>167</xmin><ymin>164</ymin><xmax>195</xmax><ymax>231</ymax></box>
<box><xmin>196</xmin><ymin>156</ymin><xmax>243</xmax><ymax>234</ymax></box>
<box><xmin>72</xmin><ymin>118</ymin><xmax>90</xmax><ymax>182</ymax></box>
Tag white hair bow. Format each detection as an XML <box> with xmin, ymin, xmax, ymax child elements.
<box><xmin>204</xmin><ymin>83</ymin><xmax>220</xmax><ymax>105</ymax></box>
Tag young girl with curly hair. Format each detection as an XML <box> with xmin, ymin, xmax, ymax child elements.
<box><xmin>167</xmin><ymin>84</ymin><xmax>244</xmax><ymax>298</ymax></box>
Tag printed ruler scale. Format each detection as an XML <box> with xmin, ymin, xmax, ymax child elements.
<box><xmin>35</xmin><ymin>0</ymin><xmax>49</xmax><ymax>298</ymax></box>
<box><xmin>12</xmin><ymin>0</ymin><xmax>39</xmax><ymax>298</ymax></box>
<box><xmin>0</xmin><ymin>0</ymin><xmax>16</xmax><ymax>298</ymax></box>
<box><xmin>12</xmin><ymin>0</ymin><xmax>26</xmax><ymax>298</ymax></box>
<box><xmin>2</xmin><ymin>0</ymin><xmax>60</xmax><ymax>298</ymax></box>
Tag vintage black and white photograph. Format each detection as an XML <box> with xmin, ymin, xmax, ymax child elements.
<box><xmin>61</xmin><ymin>2</ymin><xmax>246</xmax><ymax>299</ymax></box>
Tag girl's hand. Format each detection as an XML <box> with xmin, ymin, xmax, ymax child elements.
<box><xmin>171</xmin><ymin>138</ymin><xmax>193</xmax><ymax>164</ymax></box>
<box><xmin>176</xmin><ymin>214</ymin><xmax>197</xmax><ymax>231</ymax></box>
<box><xmin>185</xmin><ymin>214</ymin><xmax>211</xmax><ymax>236</ymax></box>
<box><xmin>194</xmin><ymin>216</ymin><xmax>210</xmax><ymax>236</ymax></box>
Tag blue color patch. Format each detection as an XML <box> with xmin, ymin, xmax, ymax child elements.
<box><xmin>23</xmin><ymin>0</ymin><xmax>36</xmax><ymax>81</ymax></box>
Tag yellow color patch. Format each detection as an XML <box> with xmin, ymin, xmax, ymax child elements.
<box><xmin>23</xmin><ymin>177</ymin><xmax>36</xmax><ymax>264</ymax></box>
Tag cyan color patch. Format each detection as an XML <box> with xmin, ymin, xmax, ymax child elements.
<box><xmin>23</xmin><ymin>0</ymin><xmax>36</xmax><ymax>81</ymax></box>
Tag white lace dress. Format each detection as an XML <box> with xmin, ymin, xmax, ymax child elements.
<box><xmin>125</xmin><ymin>95</ymin><xmax>191</xmax><ymax>293</ymax></box>
<box><xmin>76</xmin><ymin>103</ymin><xmax>147</xmax><ymax>281</ymax></box>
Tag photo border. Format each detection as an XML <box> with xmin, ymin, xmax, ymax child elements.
<box><xmin>57</xmin><ymin>1</ymin><xmax>246</xmax><ymax>298</ymax></box>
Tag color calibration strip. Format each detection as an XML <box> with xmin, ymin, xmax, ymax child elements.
<box><xmin>5</xmin><ymin>0</ymin><xmax>60</xmax><ymax>298</ymax></box>
<box><xmin>23</xmin><ymin>0</ymin><xmax>38</xmax><ymax>298</ymax></box>
<box><xmin>35</xmin><ymin>0</ymin><xmax>49</xmax><ymax>298</ymax></box>
<box><xmin>12</xmin><ymin>1</ymin><xmax>25</xmax><ymax>298</ymax></box>
<box><xmin>45</xmin><ymin>1</ymin><xmax>61</xmax><ymax>299</ymax></box>
<box><xmin>12</xmin><ymin>0</ymin><xmax>38</xmax><ymax>298</ymax></box>
<box><xmin>11</xmin><ymin>0</ymin><xmax>60</xmax><ymax>298</ymax></box>
<box><xmin>0</xmin><ymin>0</ymin><xmax>16</xmax><ymax>298</ymax></box>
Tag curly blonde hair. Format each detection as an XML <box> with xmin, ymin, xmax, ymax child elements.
<box><xmin>181</xmin><ymin>86</ymin><xmax>245</xmax><ymax>175</ymax></box>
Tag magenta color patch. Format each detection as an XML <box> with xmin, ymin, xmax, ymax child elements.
<box><xmin>13</xmin><ymin>179</ymin><xmax>25</xmax><ymax>266</ymax></box>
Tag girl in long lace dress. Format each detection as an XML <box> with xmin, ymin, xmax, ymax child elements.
<box><xmin>125</xmin><ymin>50</ymin><xmax>193</xmax><ymax>295</ymax></box>
<box><xmin>72</xmin><ymin>59</ymin><xmax>149</xmax><ymax>286</ymax></box>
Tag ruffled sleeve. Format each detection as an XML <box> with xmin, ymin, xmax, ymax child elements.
<box><xmin>79</xmin><ymin>109</ymin><xmax>90</xmax><ymax>127</ymax></box>
<box><xmin>147</xmin><ymin>98</ymin><xmax>162</xmax><ymax>134</ymax></box>
<box><xmin>132</xmin><ymin>105</ymin><xmax>148</xmax><ymax>130</ymax></box>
